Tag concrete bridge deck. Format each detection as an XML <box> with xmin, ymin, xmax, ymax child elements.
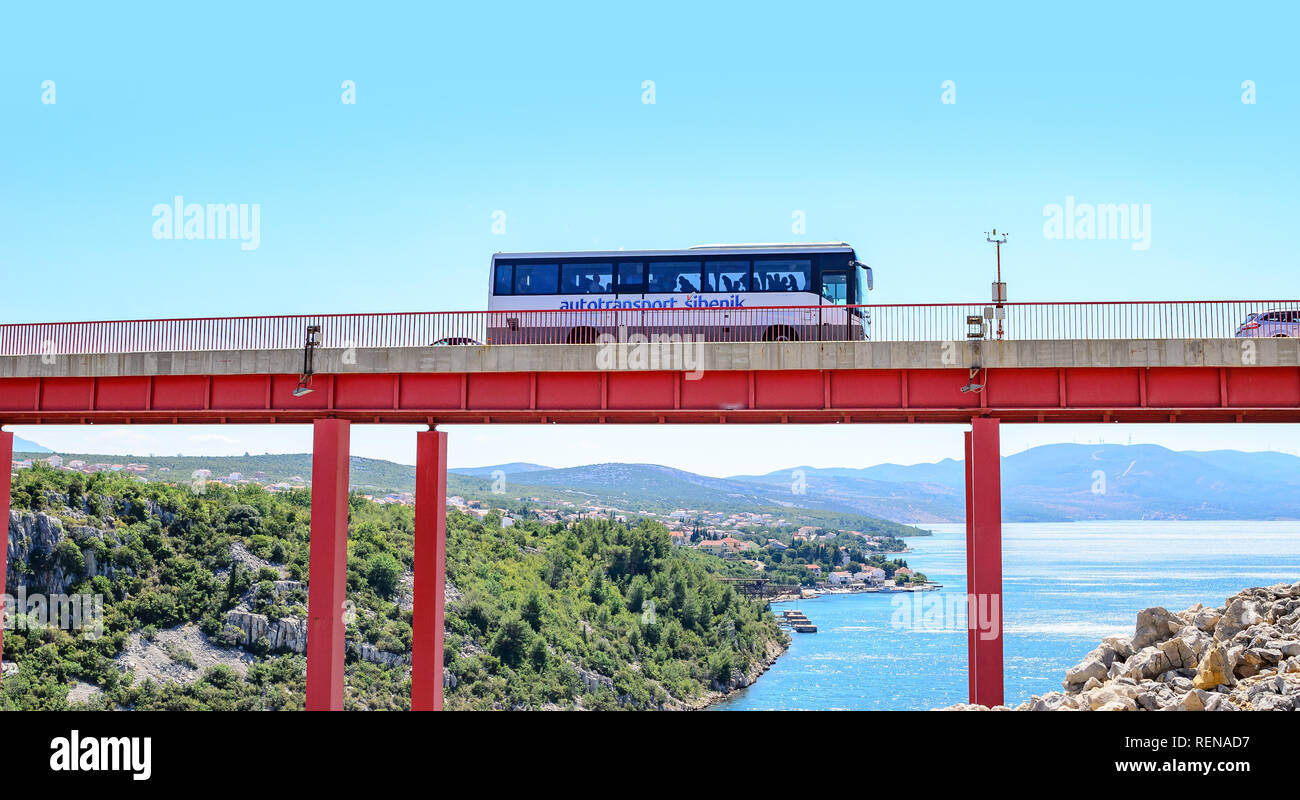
<box><xmin>0</xmin><ymin>338</ymin><xmax>1294</xmax><ymax>378</ymax></box>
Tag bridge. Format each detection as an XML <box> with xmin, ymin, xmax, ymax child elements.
<box><xmin>2</xmin><ymin>300</ymin><xmax>1298</xmax><ymax>710</ymax></box>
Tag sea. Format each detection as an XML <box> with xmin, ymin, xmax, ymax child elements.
<box><xmin>709</xmin><ymin>520</ymin><xmax>1300</xmax><ymax>711</ymax></box>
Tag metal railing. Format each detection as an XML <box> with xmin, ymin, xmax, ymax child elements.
<box><xmin>0</xmin><ymin>301</ymin><xmax>1296</xmax><ymax>356</ymax></box>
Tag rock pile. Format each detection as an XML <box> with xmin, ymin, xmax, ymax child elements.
<box><xmin>953</xmin><ymin>580</ymin><xmax>1300</xmax><ymax>711</ymax></box>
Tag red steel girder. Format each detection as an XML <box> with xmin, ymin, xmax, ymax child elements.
<box><xmin>0</xmin><ymin>366</ymin><xmax>1297</xmax><ymax>424</ymax></box>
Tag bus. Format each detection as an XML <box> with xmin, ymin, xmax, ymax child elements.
<box><xmin>486</xmin><ymin>243</ymin><xmax>873</xmax><ymax>344</ymax></box>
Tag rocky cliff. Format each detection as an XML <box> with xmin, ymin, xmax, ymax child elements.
<box><xmin>947</xmin><ymin>579</ymin><xmax>1300</xmax><ymax>711</ymax></box>
<box><xmin>7</xmin><ymin>509</ymin><xmax>125</xmax><ymax>595</ymax></box>
<box><xmin>8</xmin><ymin>508</ymin><xmax>409</xmax><ymax>672</ymax></box>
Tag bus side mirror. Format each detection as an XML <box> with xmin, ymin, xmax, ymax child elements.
<box><xmin>851</xmin><ymin>261</ymin><xmax>873</xmax><ymax>291</ymax></box>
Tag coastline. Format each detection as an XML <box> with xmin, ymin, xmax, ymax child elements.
<box><xmin>697</xmin><ymin>543</ymin><xmax>937</xmax><ymax>709</ymax></box>
<box><xmin>692</xmin><ymin>634</ymin><xmax>791</xmax><ymax>710</ymax></box>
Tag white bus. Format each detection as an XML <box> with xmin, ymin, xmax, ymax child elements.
<box><xmin>485</xmin><ymin>243</ymin><xmax>873</xmax><ymax>344</ymax></box>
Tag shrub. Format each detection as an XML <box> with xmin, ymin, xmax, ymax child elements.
<box><xmin>367</xmin><ymin>552</ymin><xmax>402</xmax><ymax>599</ymax></box>
<box><xmin>53</xmin><ymin>540</ymin><xmax>86</xmax><ymax>575</ymax></box>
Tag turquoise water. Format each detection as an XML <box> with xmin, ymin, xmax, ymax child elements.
<box><xmin>710</xmin><ymin>521</ymin><xmax>1300</xmax><ymax>710</ymax></box>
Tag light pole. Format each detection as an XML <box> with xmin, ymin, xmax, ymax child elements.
<box><xmin>985</xmin><ymin>229</ymin><xmax>1008</xmax><ymax>340</ymax></box>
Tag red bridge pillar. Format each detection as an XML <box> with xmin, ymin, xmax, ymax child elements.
<box><xmin>411</xmin><ymin>428</ymin><xmax>447</xmax><ymax>711</ymax></box>
<box><xmin>306</xmin><ymin>419</ymin><xmax>350</xmax><ymax>711</ymax></box>
<box><xmin>965</xmin><ymin>417</ymin><xmax>1004</xmax><ymax>707</ymax></box>
<box><xmin>0</xmin><ymin>429</ymin><xmax>12</xmax><ymax>682</ymax></box>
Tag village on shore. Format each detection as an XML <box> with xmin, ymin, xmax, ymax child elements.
<box><xmin>17</xmin><ymin>452</ymin><xmax>931</xmax><ymax>597</ymax></box>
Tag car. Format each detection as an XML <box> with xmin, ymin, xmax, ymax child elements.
<box><xmin>1235</xmin><ymin>309</ymin><xmax>1300</xmax><ymax>337</ymax></box>
<box><xmin>430</xmin><ymin>337</ymin><xmax>482</xmax><ymax>346</ymax></box>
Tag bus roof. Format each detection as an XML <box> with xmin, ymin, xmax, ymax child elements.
<box><xmin>492</xmin><ymin>243</ymin><xmax>856</xmax><ymax>261</ymax></box>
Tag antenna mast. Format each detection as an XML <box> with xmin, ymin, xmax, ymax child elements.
<box><xmin>985</xmin><ymin>229</ymin><xmax>1009</xmax><ymax>340</ymax></box>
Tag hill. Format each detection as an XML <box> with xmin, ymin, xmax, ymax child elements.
<box><xmin>15</xmin><ymin>451</ymin><xmax>925</xmax><ymax>538</ymax></box>
<box><xmin>732</xmin><ymin>444</ymin><xmax>1300</xmax><ymax>522</ymax></box>
<box><xmin>445</xmin><ymin>464</ymin><xmax>923</xmax><ymax>538</ymax></box>
<box><xmin>10</xmin><ymin>436</ymin><xmax>50</xmax><ymax>453</ymax></box>
<box><xmin>14</xmin><ymin>451</ymin><xmax>415</xmax><ymax>495</ymax></box>
<box><xmin>18</xmin><ymin>442</ymin><xmax>1300</xmax><ymax>524</ymax></box>
<box><xmin>449</xmin><ymin>462</ymin><xmax>551</xmax><ymax>478</ymax></box>
<box><xmin>2</xmin><ymin>463</ymin><xmax>787</xmax><ymax>710</ymax></box>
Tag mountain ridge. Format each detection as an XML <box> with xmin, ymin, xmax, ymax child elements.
<box><xmin>14</xmin><ymin>443</ymin><xmax>1300</xmax><ymax>523</ymax></box>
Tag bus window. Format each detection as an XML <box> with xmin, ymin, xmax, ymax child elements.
<box><xmin>561</xmin><ymin>262</ymin><xmax>613</xmax><ymax>294</ymax></box>
<box><xmin>648</xmin><ymin>261</ymin><xmax>702</xmax><ymax>293</ymax></box>
<box><xmin>494</xmin><ymin>263</ymin><xmax>513</xmax><ymax>295</ymax></box>
<box><xmin>704</xmin><ymin>261</ymin><xmax>749</xmax><ymax>293</ymax></box>
<box><xmin>821</xmin><ymin>270</ymin><xmax>848</xmax><ymax>304</ymax></box>
<box><xmin>514</xmin><ymin>263</ymin><xmax>559</xmax><ymax>294</ymax></box>
<box><xmin>754</xmin><ymin>259</ymin><xmax>811</xmax><ymax>292</ymax></box>
<box><xmin>616</xmin><ymin>262</ymin><xmax>644</xmax><ymax>293</ymax></box>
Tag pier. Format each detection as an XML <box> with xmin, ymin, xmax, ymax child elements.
<box><xmin>782</xmin><ymin>610</ymin><xmax>817</xmax><ymax>633</ymax></box>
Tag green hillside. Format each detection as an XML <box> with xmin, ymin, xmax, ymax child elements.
<box><xmin>15</xmin><ymin>451</ymin><xmax>414</xmax><ymax>494</ymax></box>
<box><xmin>16</xmin><ymin>451</ymin><xmax>927</xmax><ymax>537</ymax></box>
<box><xmin>2</xmin><ymin>463</ymin><xmax>786</xmax><ymax>710</ymax></box>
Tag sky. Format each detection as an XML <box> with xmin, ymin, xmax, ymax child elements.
<box><xmin>2</xmin><ymin>2</ymin><xmax>1298</xmax><ymax>475</ymax></box>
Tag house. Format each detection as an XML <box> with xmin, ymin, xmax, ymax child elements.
<box><xmin>828</xmin><ymin>570</ymin><xmax>852</xmax><ymax>586</ymax></box>
<box><xmin>804</xmin><ymin>564</ymin><xmax>822</xmax><ymax>576</ymax></box>
<box><xmin>766</xmin><ymin>539</ymin><xmax>789</xmax><ymax>551</ymax></box>
<box><xmin>45</xmin><ymin>455</ymin><xmax>63</xmax><ymax>468</ymax></box>
<box><xmin>855</xmin><ymin>567</ymin><xmax>886</xmax><ymax>583</ymax></box>
<box><xmin>719</xmin><ymin>536</ymin><xmax>755</xmax><ymax>554</ymax></box>
<box><xmin>698</xmin><ymin>540</ymin><xmax>729</xmax><ymax>556</ymax></box>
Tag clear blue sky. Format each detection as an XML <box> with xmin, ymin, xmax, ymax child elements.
<box><xmin>3</xmin><ymin>3</ymin><xmax>1298</xmax><ymax>474</ymax></box>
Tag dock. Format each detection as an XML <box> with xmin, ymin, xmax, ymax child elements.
<box><xmin>782</xmin><ymin>610</ymin><xmax>817</xmax><ymax>633</ymax></box>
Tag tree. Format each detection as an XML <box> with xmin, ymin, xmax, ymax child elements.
<box><xmin>491</xmin><ymin>613</ymin><xmax>534</xmax><ymax>668</ymax></box>
<box><xmin>54</xmin><ymin>540</ymin><xmax>86</xmax><ymax>575</ymax></box>
<box><xmin>521</xmin><ymin>590</ymin><xmax>546</xmax><ymax>631</ymax></box>
<box><xmin>367</xmin><ymin>552</ymin><xmax>402</xmax><ymax>599</ymax></box>
<box><xmin>225</xmin><ymin>504</ymin><xmax>263</xmax><ymax>537</ymax></box>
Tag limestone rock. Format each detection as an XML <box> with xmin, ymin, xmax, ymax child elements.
<box><xmin>1133</xmin><ymin>607</ymin><xmax>1184</xmax><ymax>649</ymax></box>
<box><xmin>1170</xmin><ymin>689</ymin><xmax>1212</xmax><ymax>711</ymax></box>
<box><xmin>1193</xmin><ymin>644</ymin><xmax>1234</xmax><ymax>690</ymax></box>
<box><xmin>1214</xmin><ymin>598</ymin><xmax>1262</xmax><ymax>642</ymax></box>
<box><xmin>1101</xmin><ymin>634</ymin><xmax>1135</xmax><ymax>661</ymax></box>
<box><xmin>941</xmin><ymin>579</ymin><xmax>1300</xmax><ymax>711</ymax></box>
<box><xmin>1064</xmin><ymin>656</ymin><xmax>1110</xmax><ymax>689</ymax></box>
